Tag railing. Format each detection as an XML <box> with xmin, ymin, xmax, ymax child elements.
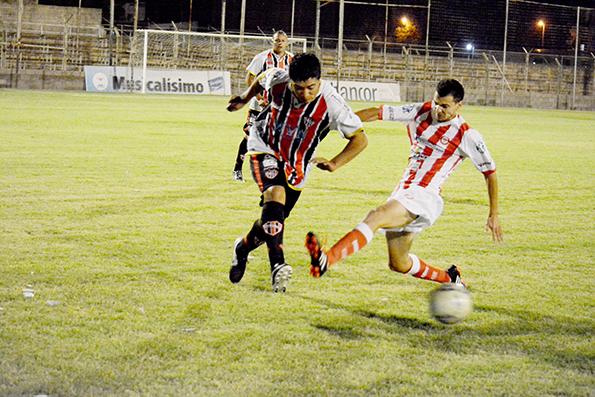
<box><xmin>1</xmin><ymin>21</ymin><xmax>594</xmax><ymax>110</ymax></box>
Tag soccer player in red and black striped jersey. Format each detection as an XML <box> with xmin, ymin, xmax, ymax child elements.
<box><xmin>306</xmin><ymin>78</ymin><xmax>503</xmax><ymax>287</ymax></box>
<box><xmin>227</xmin><ymin>53</ymin><xmax>368</xmax><ymax>292</ymax></box>
<box><xmin>232</xmin><ymin>30</ymin><xmax>293</xmax><ymax>182</ymax></box>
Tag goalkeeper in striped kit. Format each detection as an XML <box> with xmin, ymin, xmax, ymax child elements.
<box><xmin>232</xmin><ymin>30</ymin><xmax>293</xmax><ymax>182</ymax></box>
<box><xmin>306</xmin><ymin>78</ymin><xmax>503</xmax><ymax>286</ymax></box>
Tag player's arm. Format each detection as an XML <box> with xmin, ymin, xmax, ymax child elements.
<box><xmin>227</xmin><ymin>77</ymin><xmax>264</xmax><ymax>112</ymax></box>
<box><xmin>246</xmin><ymin>71</ymin><xmax>256</xmax><ymax>87</ymax></box>
<box><xmin>312</xmin><ymin>130</ymin><xmax>368</xmax><ymax>172</ymax></box>
<box><xmin>355</xmin><ymin>107</ymin><xmax>381</xmax><ymax>122</ymax></box>
<box><xmin>484</xmin><ymin>171</ymin><xmax>503</xmax><ymax>244</ymax></box>
<box><xmin>246</xmin><ymin>70</ymin><xmax>269</xmax><ymax>107</ymax></box>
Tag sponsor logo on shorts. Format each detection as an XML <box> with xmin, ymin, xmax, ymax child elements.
<box><xmin>476</xmin><ymin>141</ymin><xmax>487</xmax><ymax>154</ymax></box>
<box><xmin>263</xmin><ymin>154</ymin><xmax>280</xmax><ymax>179</ymax></box>
<box><xmin>265</xmin><ymin>169</ymin><xmax>279</xmax><ymax>179</ymax></box>
<box><xmin>263</xmin><ymin>155</ymin><xmax>278</xmax><ymax>168</ymax></box>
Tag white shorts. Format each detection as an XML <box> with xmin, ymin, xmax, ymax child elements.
<box><xmin>380</xmin><ymin>185</ymin><xmax>444</xmax><ymax>235</ymax></box>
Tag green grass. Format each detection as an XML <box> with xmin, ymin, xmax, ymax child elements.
<box><xmin>1</xmin><ymin>89</ymin><xmax>594</xmax><ymax>396</ymax></box>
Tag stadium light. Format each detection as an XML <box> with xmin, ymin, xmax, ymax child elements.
<box><xmin>466</xmin><ymin>43</ymin><xmax>475</xmax><ymax>60</ymax></box>
<box><xmin>537</xmin><ymin>20</ymin><xmax>545</xmax><ymax>48</ymax></box>
<box><xmin>401</xmin><ymin>17</ymin><xmax>409</xmax><ymax>25</ymax></box>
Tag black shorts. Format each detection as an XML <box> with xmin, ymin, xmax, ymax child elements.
<box><xmin>249</xmin><ymin>153</ymin><xmax>302</xmax><ymax>218</ymax></box>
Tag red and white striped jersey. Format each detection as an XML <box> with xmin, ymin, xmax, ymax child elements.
<box><xmin>246</xmin><ymin>49</ymin><xmax>293</xmax><ymax>111</ymax></box>
<box><xmin>380</xmin><ymin>102</ymin><xmax>496</xmax><ymax>194</ymax></box>
<box><xmin>247</xmin><ymin>68</ymin><xmax>364</xmax><ymax>189</ymax></box>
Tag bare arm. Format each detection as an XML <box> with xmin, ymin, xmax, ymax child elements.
<box><xmin>312</xmin><ymin>130</ymin><xmax>368</xmax><ymax>172</ymax></box>
<box><xmin>485</xmin><ymin>172</ymin><xmax>503</xmax><ymax>244</ymax></box>
<box><xmin>226</xmin><ymin>77</ymin><xmax>264</xmax><ymax>112</ymax></box>
<box><xmin>355</xmin><ymin>107</ymin><xmax>381</xmax><ymax>122</ymax></box>
<box><xmin>246</xmin><ymin>71</ymin><xmax>255</xmax><ymax>87</ymax></box>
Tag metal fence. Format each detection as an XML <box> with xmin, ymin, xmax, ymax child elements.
<box><xmin>1</xmin><ymin>0</ymin><xmax>594</xmax><ymax>110</ymax></box>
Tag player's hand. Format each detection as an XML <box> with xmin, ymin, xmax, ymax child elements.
<box><xmin>227</xmin><ymin>96</ymin><xmax>246</xmax><ymax>112</ymax></box>
<box><xmin>311</xmin><ymin>157</ymin><xmax>337</xmax><ymax>172</ymax></box>
<box><xmin>258</xmin><ymin>97</ymin><xmax>269</xmax><ymax>108</ymax></box>
<box><xmin>486</xmin><ymin>213</ymin><xmax>503</xmax><ymax>244</ymax></box>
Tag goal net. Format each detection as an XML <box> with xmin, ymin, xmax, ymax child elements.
<box><xmin>130</xmin><ymin>30</ymin><xmax>308</xmax><ymax>93</ymax></box>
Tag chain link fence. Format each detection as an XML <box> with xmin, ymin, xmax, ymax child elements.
<box><xmin>1</xmin><ymin>0</ymin><xmax>594</xmax><ymax>110</ymax></box>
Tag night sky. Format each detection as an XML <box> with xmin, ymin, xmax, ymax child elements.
<box><xmin>36</xmin><ymin>0</ymin><xmax>595</xmax><ymax>52</ymax></box>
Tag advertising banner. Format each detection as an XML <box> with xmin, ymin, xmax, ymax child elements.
<box><xmin>84</xmin><ymin>66</ymin><xmax>231</xmax><ymax>96</ymax></box>
<box><xmin>330</xmin><ymin>81</ymin><xmax>401</xmax><ymax>103</ymax></box>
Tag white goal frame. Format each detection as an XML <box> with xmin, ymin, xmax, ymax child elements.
<box><xmin>131</xmin><ymin>30</ymin><xmax>308</xmax><ymax>94</ymax></box>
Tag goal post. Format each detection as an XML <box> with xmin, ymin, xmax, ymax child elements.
<box><xmin>130</xmin><ymin>30</ymin><xmax>308</xmax><ymax>94</ymax></box>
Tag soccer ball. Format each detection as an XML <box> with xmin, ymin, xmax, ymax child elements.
<box><xmin>429</xmin><ymin>283</ymin><xmax>472</xmax><ymax>324</ymax></box>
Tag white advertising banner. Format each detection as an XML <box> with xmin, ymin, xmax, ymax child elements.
<box><xmin>84</xmin><ymin>66</ymin><xmax>231</xmax><ymax>96</ymax></box>
<box><xmin>330</xmin><ymin>81</ymin><xmax>400</xmax><ymax>103</ymax></box>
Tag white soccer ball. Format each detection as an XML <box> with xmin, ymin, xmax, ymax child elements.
<box><xmin>429</xmin><ymin>283</ymin><xmax>472</xmax><ymax>324</ymax></box>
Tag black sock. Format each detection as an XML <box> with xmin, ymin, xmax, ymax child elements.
<box><xmin>234</xmin><ymin>138</ymin><xmax>248</xmax><ymax>171</ymax></box>
<box><xmin>241</xmin><ymin>219</ymin><xmax>266</xmax><ymax>255</ymax></box>
<box><xmin>261</xmin><ymin>201</ymin><xmax>285</xmax><ymax>269</ymax></box>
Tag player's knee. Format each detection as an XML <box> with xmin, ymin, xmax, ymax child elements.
<box><xmin>388</xmin><ymin>257</ymin><xmax>410</xmax><ymax>273</ymax></box>
<box><xmin>363</xmin><ymin>207</ymin><xmax>385</xmax><ymax>228</ymax></box>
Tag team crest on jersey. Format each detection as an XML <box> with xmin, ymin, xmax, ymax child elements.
<box><xmin>440</xmin><ymin>136</ymin><xmax>450</xmax><ymax>145</ymax></box>
<box><xmin>263</xmin><ymin>221</ymin><xmax>283</xmax><ymax>236</ymax></box>
<box><xmin>476</xmin><ymin>141</ymin><xmax>487</xmax><ymax>154</ymax></box>
<box><xmin>302</xmin><ymin>116</ymin><xmax>316</xmax><ymax>129</ymax></box>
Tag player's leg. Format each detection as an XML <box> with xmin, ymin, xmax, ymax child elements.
<box><xmin>307</xmin><ymin>199</ymin><xmax>416</xmax><ymax>277</ymax></box>
<box><xmin>232</xmin><ymin>136</ymin><xmax>248</xmax><ymax>182</ymax></box>
<box><xmin>385</xmin><ymin>231</ymin><xmax>464</xmax><ymax>285</ymax></box>
<box><xmin>232</xmin><ymin>110</ymin><xmax>258</xmax><ymax>182</ymax></box>
<box><xmin>261</xmin><ymin>185</ymin><xmax>287</xmax><ymax>269</ymax></box>
<box><xmin>262</xmin><ymin>185</ymin><xmax>296</xmax><ymax>292</ymax></box>
<box><xmin>231</xmin><ymin>154</ymin><xmax>293</xmax><ymax>291</ymax></box>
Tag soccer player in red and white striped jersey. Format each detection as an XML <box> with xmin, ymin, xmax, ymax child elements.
<box><xmin>227</xmin><ymin>53</ymin><xmax>368</xmax><ymax>292</ymax></box>
<box><xmin>306</xmin><ymin>78</ymin><xmax>503</xmax><ymax>286</ymax></box>
<box><xmin>232</xmin><ymin>30</ymin><xmax>293</xmax><ymax>182</ymax></box>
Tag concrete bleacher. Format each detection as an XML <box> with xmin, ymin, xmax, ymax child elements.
<box><xmin>0</xmin><ymin>3</ymin><xmax>592</xmax><ymax>109</ymax></box>
<box><xmin>0</xmin><ymin>1</ymin><xmax>105</xmax><ymax>88</ymax></box>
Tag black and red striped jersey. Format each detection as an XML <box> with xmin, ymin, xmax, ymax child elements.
<box><xmin>247</xmin><ymin>69</ymin><xmax>363</xmax><ymax>189</ymax></box>
<box><xmin>246</xmin><ymin>50</ymin><xmax>293</xmax><ymax>112</ymax></box>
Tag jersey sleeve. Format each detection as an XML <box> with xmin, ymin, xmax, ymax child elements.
<box><xmin>325</xmin><ymin>82</ymin><xmax>364</xmax><ymax>138</ymax></box>
<box><xmin>246</xmin><ymin>51</ymin><xmax>266</xmax><ymax>76</ymax></box>
<box><xmin>379</xmin><ymin>103</ymin><xmax>422</xmax><ymax>123</ymax></box>
<box><xmin>460</xmin><ymin>129</ymin><xmax>497</xmax><ymax>175</ymax></box>
<box><xmin>258</xmin><ymin>68</ymin><xmax>289</xmax><ymax>90</ymax></box>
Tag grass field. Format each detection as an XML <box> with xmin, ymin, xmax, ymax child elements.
<box><xmin>1</xmin><ymin>89</ymin><xmax>594</xmax><ymax>396</ymax></box>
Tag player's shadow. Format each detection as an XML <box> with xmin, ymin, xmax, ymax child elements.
<box><xmin>297</xmin><ymin>294</ymin><xmax>437</xmax><ymax>339</ymax></box>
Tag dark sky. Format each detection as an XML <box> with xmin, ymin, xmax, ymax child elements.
<box><xmin>37</xmin><ymin>0</ymin><xmax>595</xmax><ymax>52</ymax></box>
<box><xmin>38</xmin><ymin>0</ymin><xmax>595</xmax><ymax>25</ymax></box>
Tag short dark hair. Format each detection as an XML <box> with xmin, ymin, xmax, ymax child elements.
<box><xmin>289</xmin><ymin>53</ymin><xmax>321</xmax><ymax>82</ymax></box>
<box><xmin>436</xmin><ymin>78</ymin><xmax>465</xmax><ymax>102</ymax></box>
